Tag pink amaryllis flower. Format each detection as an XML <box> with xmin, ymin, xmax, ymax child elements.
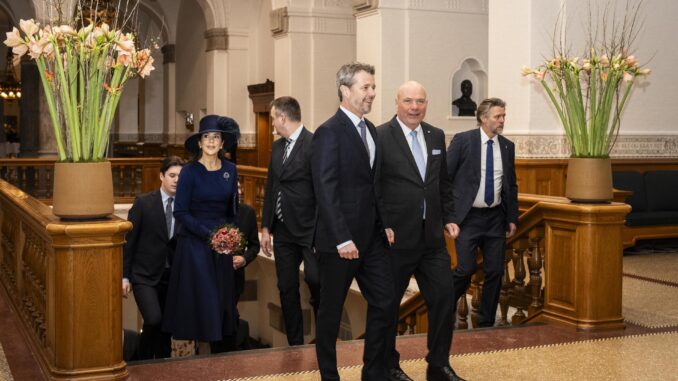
<box><xmin>4</xmin><ymin>27</ymin><xmax>24</xmax><ymax>47</ymax></box>
<box><xmin>115</xmin><ymin>32</ymin><xmax>135</xmax><ymax>54</ymax></box>
<box><xmin>19</xmin><ymin>19</ymin><xmax>39</xmax><ymax>37</ymax></box>
<box><xmin>134</xmin><ymin>49</ymin><xmax>155</xmax><ymax>78</ymax></box>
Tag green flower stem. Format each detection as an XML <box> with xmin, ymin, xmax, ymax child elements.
<box><xmin>606</xmin><ymin>79</ymin><xmax>635</xmax><ymax>155</ymax></box>
<box><xmin>52</xmin><ymin>42</ymin><xmax>81</xmax><ymax>161</ymax></box>
<box><xmin>35</xmin><ymin>58</ymin><xmax>67</xmax><ymax>161</ymax></box>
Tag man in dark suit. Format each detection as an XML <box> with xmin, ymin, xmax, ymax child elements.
<box><xmin>122</xmin><ymin>156</ymin><xmax>184</xmax><ymax>360</ymax></box>
<box><xmin>377</xmin><ymin>81</ymin><xmax>464</xmax><ymax>381</ymax></box>
<box><xmin>312</xmin><ymin>62</ymin><xmax>395</xmax><ymax>381</ymax></box>
<box><xmin>446</xmin><ymin>97</ymin><xmax>519</xmax><ymax>328</ymax></box>
<box><xmin>261</xmin><ymin>96</ymin><xmax>319</xmax><ymax>346</ymax></box>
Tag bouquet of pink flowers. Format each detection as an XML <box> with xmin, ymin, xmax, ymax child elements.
<box><xmin>210</xmin><ymin>224</ymin><xmax>246</xmax><ymax>255</ymax></box>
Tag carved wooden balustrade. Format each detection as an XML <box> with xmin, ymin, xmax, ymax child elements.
<box><xmin>0</xmin><ymin>157</ymin><xmax>162</xmax><ymax>204</ymax></box>
<box><xmin>0</xmin><ymin>159</ymin><xmax>270</xmax><ymax>219</ymax></box>
<box><xmin>0</xmin><ymin>179</ymin><xmax>131</xmax><ymax>380</ymax></box>
<box><xmin>398</xmin><ymin>194</ymin><xmax>631</xmax><ymax>333</ymax></box>
<box><xmin>237</xmin><ymin>165</ymin><xmax>268</xmax><ymax>228</ymax></box>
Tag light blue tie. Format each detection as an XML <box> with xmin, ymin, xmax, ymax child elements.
<box><xmin>410</xmin><ymin>130</ymin><xmax>426</xmax><ymax>218</ymax></box>
<box><xmin>410</xmin><ymin>130</ymin><xmax>426</xmax><ymax>180</ymax></box>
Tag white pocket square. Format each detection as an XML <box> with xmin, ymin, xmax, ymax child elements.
<box><xmin>432</xmin><ymin>149</ymin><xmax>441</xmax><ymax>155</ymax></box>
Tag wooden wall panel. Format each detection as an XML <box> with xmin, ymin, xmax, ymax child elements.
<box><xmin>545</xmin><ymin>224</ymin><xmax>577</xmax><ymax>311</ymax></box>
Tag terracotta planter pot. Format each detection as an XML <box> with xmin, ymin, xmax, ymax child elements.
<box><xmin>565</xmin><ymin>157</ymin><xmax>613</xmax><ymax>203</ymax></box>
<box><xmin>52</xmin><ymin>161</ymin><xmax>114</xmax><ymax>219</ymax></box>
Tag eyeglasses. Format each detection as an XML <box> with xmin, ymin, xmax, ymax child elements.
<box><xmin>201</xmin><ymin>133</ymin><xmax>222</xmax><ymax>141</ymax></box>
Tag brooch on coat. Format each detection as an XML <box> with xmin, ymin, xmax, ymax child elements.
<box><xmin>223</xmin><ymin>172</ymin><xmax>230</xmax><ymax>181</ymax></box>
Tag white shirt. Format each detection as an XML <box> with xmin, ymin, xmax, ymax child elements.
<box><xmin>396</xmin><ymin>117</ymin><xmax>428</xmax><ymax>167</ymax></box>
<box><xmin>340</xmin><ymin>106</ymin><xmax>375</xmax><ymax>168</ymax></box>
<box><xmin>282</xmin><ymin>124</ymin><xmax>304</xmax><ymax>161</ymax></box>
<box><xmin>160</xmin><ymin>188</ymin><xmax>175</xmax><ymax>237</ymax></box>
<box><xmin>473</xmin><ymin>128</ymin><xmax>503</xmax><ymax>208</ymax></box>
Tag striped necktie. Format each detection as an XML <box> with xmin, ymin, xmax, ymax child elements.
<box><xmin>276</xmin><ymin>139</ymin><xmax>291</xmax><ymax>221</ymax></box>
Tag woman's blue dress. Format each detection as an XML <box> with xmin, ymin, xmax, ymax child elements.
<box><xmin>162</xmin><ymin>159</ymin><xmax>238</xmax><ymax>342</ymax></box>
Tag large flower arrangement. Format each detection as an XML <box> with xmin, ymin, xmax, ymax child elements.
<box><xmin>521</xmin><ymin>3</ymin><xmax>650</xmax><ymax>158</ymax></box>
<box><xmin>4</xmin><ymin>17</ymin><xmax>155</xmax><ymax>162</ymax></box>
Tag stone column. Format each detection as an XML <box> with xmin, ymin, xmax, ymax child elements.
<box><xmin>205</xmin><ymin>28</ymin><xmax>229</xmax><ymax>116</ymax></box>
<box><xmin>270</xmin><ymin>0</ymin><xmax>355</xmax><ymax>130</ymax></box>
<box><xmin>487</xmin><ymin>0</ymin><xmax>532</xmax><ymax>134</ymax></box>
<box><xmin>161</xmin><ymin>44</ymin><xmax>177</xmax><ymax>144</ymax></box>
<box><xmin>19</xmin><ymin>57</ymin><xmax>40</xmax><ymax>157</ymax></box>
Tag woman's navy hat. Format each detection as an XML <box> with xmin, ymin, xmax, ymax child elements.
<box><xmin>184</xmin><ymin>115</ymin><xmax>240</xmax><ymax>155</ymax></box>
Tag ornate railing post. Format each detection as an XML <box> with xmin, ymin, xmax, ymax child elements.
<box><xmin>1</xmin><ymin>179</ymin><xmax>132</xmax><ymax>380</ymax></box>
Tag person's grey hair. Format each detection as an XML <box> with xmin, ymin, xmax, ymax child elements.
<box><xmin>476</xmin><ymin>97</ymin><xmax>506</xmax><ymax>125</ymax></box>
<box><xmin>336</xmin><ymin>62</ymin><xmax>375</xmax><ymax>101</ymax></box>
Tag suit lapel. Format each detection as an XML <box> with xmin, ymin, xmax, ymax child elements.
<box><xmin>471</xmin><ymin>129</ymin><xmax>482</xmax><ymax>184</ymax></box>
<box><xmin>338</xmin><ymin>110</ymin><xmax>372</xmax><ymax>169</ymax></box>
<box><xmin>498</xmin><ymin>135</ymin><xmax>510</xmax><ymax>186</ymax></box>
<box><xmin>391</xmin><ymin>118</ymin><xmax>423</xmax><ymax>183</ymax></box>
<box><xmin>282</xmin><ymin>127</ymin><xmax>306</xmax><ymax>174</ymax></box>
<box><xmin>152</xmin><ymin>190</ymin><xmax>169</xmax><ymax>240</ymax></box>
<box><xmin>422</xmin><ymin>124</ymin><xmax>436</xmax><ymax>183</ymax></box>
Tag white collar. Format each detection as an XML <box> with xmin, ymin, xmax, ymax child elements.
<box><xmin>340</xmin><ymin>105</ymin><xmax>364</xmax><ymax>127</ymax></box>
<box><xmin>286</xmin><ymin>125</ymin><xmax>304</xmax><ymax>142</ymax></box>
<box><xmin>396</xmin><ymin>116</ymin><xmax>423</xmax><ymax>137</ymax></box>
<box><xmin>160</xmin><ymin>188</ymin><xmax>173</xmax><ymax>204</ymax></box>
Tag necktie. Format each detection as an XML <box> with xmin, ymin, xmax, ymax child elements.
<box><xmin>276</xmin><ymin>139</ymin><xmax>290</xmax><ymax>222</ymax></box>
<box><xmin>282</xmin><ymin>138</ymin><xmax>291</xmax><ymax>164</ymax></box>
<box><xmin>410</xmin><ymin>130</ymin><xmax>427</xmax><ymax>218</ymax></box>
<box><xmin>410</xmin><ymin>130</ymin><xmax>426</xmax><ymax>181</ymax></box>
<box><xmin>165</xmin><ymin>197</ymin><xmax>173</xmax><ymax>237</ymax></box>
<box><xmin>485</xmin><ymin>140</ymin><xmax>494</xmax><ymax>206</ymax></box>
<box><xmin>358</xmin><ymin>120</ymin><xmax>370</xmax><ymax>157</ymax></box>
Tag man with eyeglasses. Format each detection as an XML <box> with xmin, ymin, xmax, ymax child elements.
<box><xmin>376</xmin><ymin>81</ymin><xmax>463</xmax><ymax>381</ymax></box>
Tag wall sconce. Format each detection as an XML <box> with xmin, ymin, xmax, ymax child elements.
<box><xmin>185</xmin><ymin>112</ymin><xmax>194</xmax><ymax>131</ymax></box>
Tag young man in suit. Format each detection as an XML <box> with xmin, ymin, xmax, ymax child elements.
<box><xmin>122</xmin><ymin>156</ymin><xmax>184</xmax><ymax>360</ymax></box>
<box><xmin>377</xmin><ymin>81</ymin><xmax>464</xmax><ymax>381</ymax></box>
<box><xmin>312</xmin><ymin>62</ymin><xmax>395</xmax><ymax>381</ymax></box>
<box><xmin>261</xmin><ymin>96</ymin><xmax>319</xmax><ymax>346</ymax></box>
<box><xmin>446</xmin><ymin>97</ymin><xmax>519</xmax><ymax>328</ymax></box>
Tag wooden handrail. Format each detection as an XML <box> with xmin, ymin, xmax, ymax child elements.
<box><xmin>0</xmin><ymin>157</ymin><xmax>163</xmax><ymax>204</ymax></box>
<box><xmin>0</xmin><ymin>179</ymin><xmax>131</xmax><ymax>380</ymax></box>
<box><xmin>397</xmin><ymin>194</ymin><xmax>631</xmax><ymax>333</ymax></box>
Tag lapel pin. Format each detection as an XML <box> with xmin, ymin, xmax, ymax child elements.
<box><xmin>223</xmin><ymin>172</ymin><xmax>230</xmax><ymax>181</ymax></box>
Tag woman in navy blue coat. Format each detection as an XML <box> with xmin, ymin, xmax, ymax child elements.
<box><xmin>163</xmin><ymin>115</ymin><xmax>240</xmax><ymax>355</ymax></box>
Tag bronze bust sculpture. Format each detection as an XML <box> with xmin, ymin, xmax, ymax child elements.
<box><xmin>452</xmin><ymin>80</ymin><xmax>477</xmax><ymax>117</ymax></box>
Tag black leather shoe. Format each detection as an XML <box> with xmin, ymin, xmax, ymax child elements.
<box><xmin>388</xmin><ymin>366</ymin><xmax>414</xmax><ymax>381</ymax></box>
<box><xmin>426</xmin><ymin>365</ymin><xmax>466</xmax><ymax>381</ymax></box>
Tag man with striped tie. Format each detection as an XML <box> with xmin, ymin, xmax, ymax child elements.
<box><xmin>261</xmin><ymin>96</ymin><xmax>319</xmax><ymax>346</ymax></box>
